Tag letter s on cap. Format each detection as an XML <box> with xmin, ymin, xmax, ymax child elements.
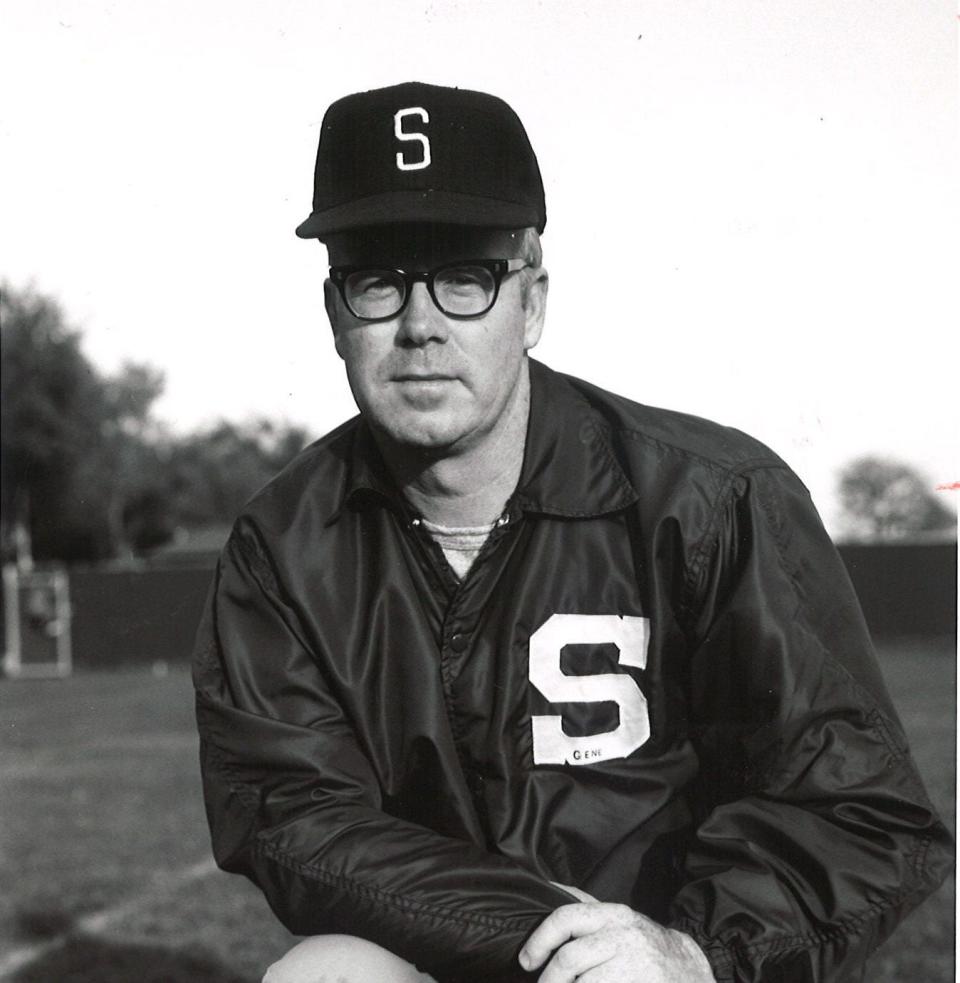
<box><xmin>394</xmin><ymin>107</ymin><xmax>431</xmax><ymax>171</ymax></box>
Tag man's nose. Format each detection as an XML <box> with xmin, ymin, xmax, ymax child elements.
<box><xmin>397</xmin><ymin>282</ymin><xmax>448</xmax><ymax>345</ymax></box>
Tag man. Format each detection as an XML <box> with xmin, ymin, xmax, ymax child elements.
<box><xmin>193</xmin><ymin>82</ymin><xmax>951</xmax><ymax>983</ymax></box>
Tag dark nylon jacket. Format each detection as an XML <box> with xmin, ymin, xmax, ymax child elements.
<box><xmin>193</xmin><ymin>359</ymin><xmax>951</xmax><ymax>983</ymax></box>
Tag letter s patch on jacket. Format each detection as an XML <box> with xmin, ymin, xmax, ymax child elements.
<box><xmin>529</xmin><ymin>614</ymin><xmax>650</xmax><ymax>766</ymax></box>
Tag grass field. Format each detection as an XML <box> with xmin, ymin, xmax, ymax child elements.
<box><xmin>1</xmin><ymin>640</ymin><xmax>954</xmax><ymax>982</ymax></box>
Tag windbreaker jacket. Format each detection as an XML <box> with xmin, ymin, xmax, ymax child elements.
<box><xmin>193</xmin><ymin>359</ymin><xmax>951</xmax><ymax>983</ymax></box>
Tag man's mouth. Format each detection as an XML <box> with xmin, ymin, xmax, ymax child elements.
<box><xmin>393</xmin><ymin>373</ymin><xmax>456</xmax><ymax>382</ymax></box>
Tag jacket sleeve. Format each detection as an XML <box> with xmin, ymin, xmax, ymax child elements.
<box><xmin>192</xmin><ymin>520</ymin><xmax>571</xmax><ymax>983</ymax></box>
<box><xmin>666</xmin><ymin>463</ymin><xmax>953</xmax><ymax>982</ymax></box>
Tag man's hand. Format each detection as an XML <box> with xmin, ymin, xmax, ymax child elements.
<box><xmin>519</xmin><ymin>903</ymin><xmax>715</xmax><ymax>982</ymax></box>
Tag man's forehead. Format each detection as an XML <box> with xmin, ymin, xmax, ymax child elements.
<box><xmin>325</xmin><ymin>224</ymin><xmax>526</xmax><ymax>267</ymax></box>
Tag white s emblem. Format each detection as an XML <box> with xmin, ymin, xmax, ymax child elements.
<box><xmin>530</xmin><ymin>614</ymin><xmax>650</xmax><ymax>766</ymax></box>
<box><xmin>394</xmin><ymin>107</ymin><xmax>431</xmax><ymax>171</ymax></box>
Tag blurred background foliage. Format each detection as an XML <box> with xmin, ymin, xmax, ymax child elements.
<box><xmin>837</xmin><ymin>456</ymin><xmax>955</xmax><ymax>543</ymax></box>
<box><xmin>1</xmin><ymin>283</ymin><xmax>311</xmax><ymax>564</ymax></box>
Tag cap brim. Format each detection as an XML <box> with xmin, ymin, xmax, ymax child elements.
<box><xmin>295</xmin><ymin>189</ymin><xmax>542</xmax><ymax>239</ymax></box>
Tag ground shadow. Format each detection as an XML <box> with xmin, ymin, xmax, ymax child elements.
<box><xmin>12</xmin><ymin>934</ymin><xmax>252</xmax><ymax>983</ymax></box>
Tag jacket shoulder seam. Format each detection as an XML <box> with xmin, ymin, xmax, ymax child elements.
<box><xmin>677</xmin><ymin>469</ymin><xmax>741</xmax><ymax>625</ymax></box>
<box><xmin>611</xmin><ymin>427</ymin><xmax>790</xmax><ymax>625</ymax></box>
<box><xmin>613</xmin><ymin>424</ymin><xmax>786</xmax><ymax>480</ymax></box>
<box><xmin>677</xmin><ymin>462</ymin><xmax>793</xmax><ymax>626</ymax></box>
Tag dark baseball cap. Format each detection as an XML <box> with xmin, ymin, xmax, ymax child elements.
<box><xmin>295</xmin><ymin>81</ymin><xmax>546</xmax><ymax>239</ymax></box>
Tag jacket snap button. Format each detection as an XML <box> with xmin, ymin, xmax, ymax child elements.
<box><xmin>449</xmin><ymin>633</ymin><xmax>469</xmax><ymax>653</ymax></box>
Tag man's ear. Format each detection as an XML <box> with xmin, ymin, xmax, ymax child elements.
<box><xmin>324</xmin><ymin>279</ymin><xmax>346</xmax><ymax>360</ymax></box>
<box><xmin>523</xmin><ymin>268</ymin><xmax>548</xmax><ymax>351</ymax></box>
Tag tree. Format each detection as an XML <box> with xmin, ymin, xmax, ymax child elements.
<box><xmin>2</xmin><ymin>285</ymin><xmax>106</xmax><ymax>561</ymax></box>
<box><xmin>837</xmin><ymin>456</ymin><xmax>956</xmax><ymax>541</ymax></box>
<box><xmin>1</xmin><ymin>284</ymin><xmax>166</xmax><ymax>562</ymax></box>
<box><xmin>165</xmin><ymin>419</ymin><xmax>311</xmax><ymax>529</ymax></box>
<box><xmin>2</xmin><ymin>283</ymin><xmax>311</xmax><ymax>563</ymax></box>
<box><xmin>96</xmin><ymin>360</ymin><xmax>168</xmax><ymax>557</ymax></box>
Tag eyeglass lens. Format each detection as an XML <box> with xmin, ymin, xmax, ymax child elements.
<box><xmin>344</xmin><ymin>265</ymin><xmax>498</xmax><ymax>319</ymax></box>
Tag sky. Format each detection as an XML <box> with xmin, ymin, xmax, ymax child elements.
<box><xmin>2</xmin><ymin>0</ymin><xmax>957</xmax><ymax>534</ymax></box>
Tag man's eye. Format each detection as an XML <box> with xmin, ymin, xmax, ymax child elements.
<box><xmin>445</xmin><ymin>271</ymin><xmax>483</xmax><ymax>287</ymax></box>
<box><xmin>438</xmin><ymin>267</ymin><xmax>491</xmax><ymax>292</ymax></box>
<box><xmin>351</xmin><ymin>273</ymin><xmax>399</xmax><ymax>295</ymax></box>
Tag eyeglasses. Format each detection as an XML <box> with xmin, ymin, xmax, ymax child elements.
<box><xmin>329</xmin><ymin>259</ymin><xmax>529</xmax><ymax>322</ymax></box>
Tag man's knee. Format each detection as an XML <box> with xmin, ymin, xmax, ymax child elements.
<box><xmin>262</xmin><ymin>934</ymin><xmax>436</xmax><ymax>983</ymax></box>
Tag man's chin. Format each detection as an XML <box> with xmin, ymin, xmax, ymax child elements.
<box><xmin>373</xmin><ymin>415</ymin><xmax>463</xmax><ymax>457</ymax></box>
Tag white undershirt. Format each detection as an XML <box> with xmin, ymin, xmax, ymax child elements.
<box><xmin>420</xmin><ymin>518</ymin><xmax>496</xmax><ymax>580</ymax></box>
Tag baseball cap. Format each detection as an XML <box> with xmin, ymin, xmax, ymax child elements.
<box><xmin>295</xmin><ymin>81</ymin><xmax>546</xmax><ymax>239</ymax></box>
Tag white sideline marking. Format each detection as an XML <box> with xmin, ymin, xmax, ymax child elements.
<box><xmin>0</xmin><ymin>857</ymin><xmax>217</xmax><ymax>979</ymax></box>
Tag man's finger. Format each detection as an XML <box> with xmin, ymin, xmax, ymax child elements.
<box><xmin>549</xmin><ymin>881</ymin><xmax>598</xmax><ymax>903</ymax></box>
<box><xmin>520</xmin><ymin>904</ymin><xmax>628</xmax><ymax>970</ymax></box>
<box><xmin>536</xmin><ymin>935</ymin><xmax>616</xmax><ymax>983</ymax></box>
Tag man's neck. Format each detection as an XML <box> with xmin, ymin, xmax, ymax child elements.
<box><xmin>375</xmin><ymin>365</ymin><xmax>531</xmax><ymax>528</ymax></box>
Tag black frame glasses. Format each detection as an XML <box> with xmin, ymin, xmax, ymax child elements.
<box><xmin>329</xmin><ymin>258</ymin><xmax>529</xmax><ymax>322</ymax></box>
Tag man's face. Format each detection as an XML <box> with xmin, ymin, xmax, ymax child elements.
<box><xmin>324</xmin><ymin>225</ymin><xmax>547</xmax><ymax>455</ymax></box>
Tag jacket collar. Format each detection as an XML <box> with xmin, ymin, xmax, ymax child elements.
<box><xmin>514</xmin><ymin>359</ymin><xmax>638</xmax><ymax>516</ymax></box>
<box><xmin>338</xmin><ymin>358</ymin><xmax>638</xmax><ymax>520</ymax></box>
